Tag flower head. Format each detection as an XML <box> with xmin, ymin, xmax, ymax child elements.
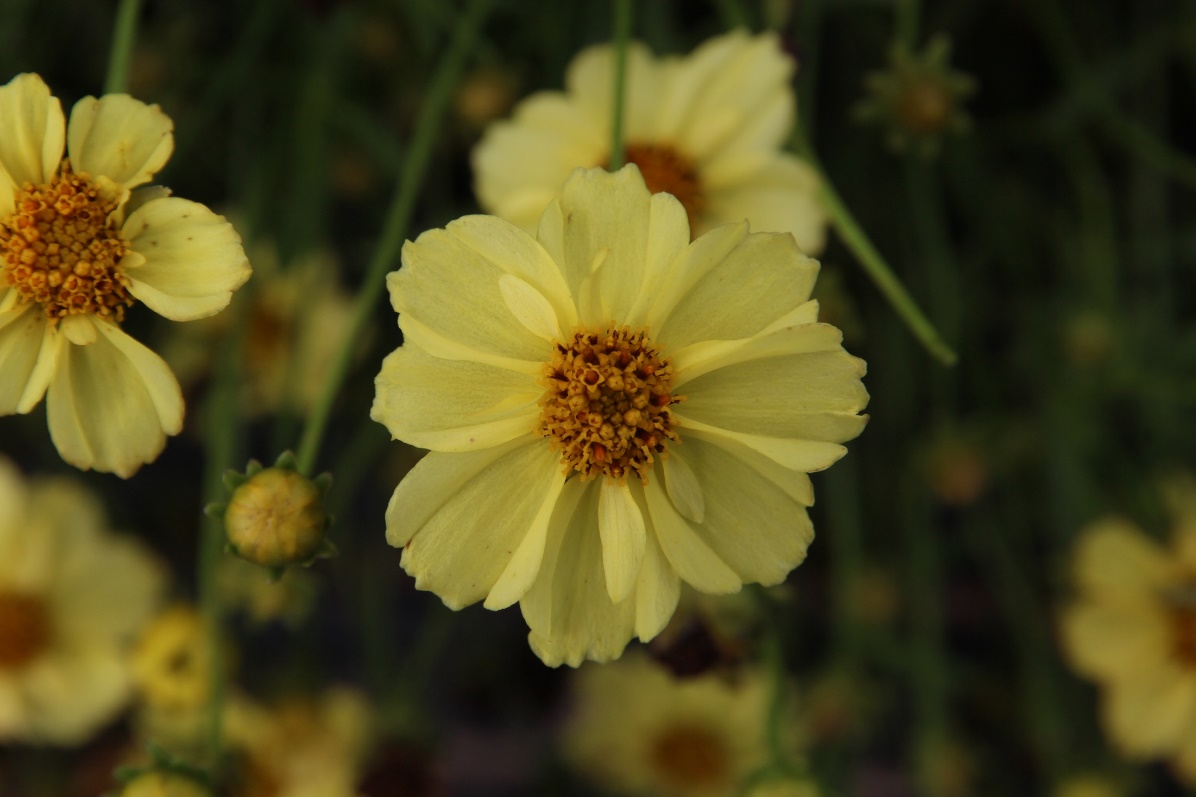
<box><xmin>0</xmin><ymin>73</ymin><xmax>251</xmax><ymax>476</ymax></box>
<box><xmin>0</xmin><ymin>457</ymin><xmax>163</xmax><ymax>744</ymax></box>
<box><xmin>372</xmin><ymin>165</ymin><xmax>867</xmax><ymax>666</ymax></box>
<box><xmin>473</xmin><ymin>30</ymin><xmax>827</xmax><ymax>254</ymax></box>
<box><xmin>562</xmin><ymin>654</ymin><xmax>793</xmax><ymax>797</ymax></box>
<box><xmin>1059</xmin><ymin>509</ymin><xmax>1196</xmax><ymax>782</ymax></box>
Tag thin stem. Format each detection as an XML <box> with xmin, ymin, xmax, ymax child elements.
<box><xmin>793</xmin><ymin>129</ymin><xmax>957</xmax><ymax>365</ymax></box>
<box><xmin>895</xmin><ymin>0</ymin><xmax>920</xmax><ymax>50</ymax></box>
<box><xmin>608</xmin><ymin>0</ymin><xmax>633</xmax><ymax>170</ymax></box>
<box><xmin>294</xmin><ymin>0</ymin><xmax>495</xmax><ymax>475</ymax></box>
<box><xmin>103</xmin><ymin>0</ymin><xmax>144</xmax><ymax>95</ymax></box>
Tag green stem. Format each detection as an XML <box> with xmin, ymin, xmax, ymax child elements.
<box><xmin>608</xmin><ymin>0</ymin><xmax>633</xmax><ymax>170</ymax></box>
<box><xmin>895</xmin><ymin>0</ymin><xmax>920</xmax><ymax>50</ymax></box>
<box><xmin>103</xmin><ymin>0</ymin><xmax>143</xmax><ymax>95</ymax></box>
<box><xmin>293</xmin><ymin>0</ymin><xmax>495</xmax><ymax>475</ymax></box>
<box><xmin>794</xmin><ymin>130</ymin><xmax>957</xmax><ymax>365</ymax></box>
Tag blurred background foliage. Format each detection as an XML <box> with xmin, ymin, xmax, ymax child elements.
<box><xmin>2</xmin><ymin>0</ymin><xmax>1196</xmax><ymax>794</ymax></box>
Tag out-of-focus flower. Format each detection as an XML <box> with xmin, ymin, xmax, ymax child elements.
<box><xmin>224</xmin><ymin>687</ymin><xmax>373</xmax><ymax>797</ymax></box>
<box><xmin>926</xmin><ymin>432</ymin><xmax>989</xmax><ymax>507</ymax></box>
<box><xmin>0</xmin><ymin>73</ymin><xmax>250</xmax><ymax>476</ymax></box>
<box><xmin>1052</xmin><ymin>773</ymin><xmax>1125</xmax><ymax>797</ymax></box>
<box><xmin>855</xmin><ymin>36</ymin><xmax>975</xmax><ymax>156</ymax></box>
<box><xmin>1062</xmin><ymin>310</ymin><xmax>1115</xmax><ymax>368</ymax></box>
<box><xmin>563</xmin><ymin>654</ymin><xmax>791</xmax><ymax>797</ymax></box>
<box><xmin>372</xmin><ymin>166</ymin><xmax>868</xmax><ymax>666</ymax></box>
<box><xmin>219</xmin><ymin>557</ymin><xmax>317</xmax><ymax>628</ymax></box>
<box><xmin>0</xmin><ymin>458</ymin><xmax>163</xmax><ymax>744</ymax></box>
<box><xmin>163</xmin><ymin>243</ymin><xmax>354</xmax><ymax>417</ymax></box>
<box><xmin>117</xmin><ymin>770</ymin><xmax>212</xmax><ymax>797</ymax></box>
<box><xmin>455</xmin><ymin>67</ymin><xmax>518</xmax><ymax>130</ymax></box>
<box><xmin>474</xmin><ymin>30</ymin><xmax>827</xmax><ymax>253</ymax></box>
<box><xmin>1059</xmin><ymin>514</ymin><xmax>1196</xmax><ymax>781</ymax></box>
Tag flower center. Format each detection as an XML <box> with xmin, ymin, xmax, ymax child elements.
<box><xmin>0</xmin><ymin>163</ymin><xmax>134</xmax><ymax>323</ymax></box>
<box><xmin>1168</xmin><ymin>582</ymin><xmax>1196</xmax><ymax>667</ymax></box>
<box><xmin>648</xmin><ymin>723</ymin><xmax>731</xmax><ymax>790</ymax></box>
<box><xmin>895</xmin><ymin>80</ymin><xmax>953</xmax><ymax>134</ymax></box>
<box><xmin>537</xmin><ymin>326</ymin><xmax>680</xmax><ymax>483</ymax></box>
<box><xmin>0</xmin><ymin>591</ymin><xmax>52</xmax><ymax>671</ymax></box>
<box><xmin>608</xmin><ymin>144</ymin><xmax>705</xmax><ymax>234</ymax></box>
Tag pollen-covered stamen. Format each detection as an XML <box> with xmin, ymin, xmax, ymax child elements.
<box><xmin>538</xmin><ymin>326</ymin><xmax>681</xmax><ymax>483</ymax></box>
<box><xmin>0</xmin><ymin>162</ymin><xmax>134</xmax><ymax>323</ymax></box>
<box><xmin>605</xmin><ymin>143</ymin><xmax>705</xmax><ymax>235</ymax></box>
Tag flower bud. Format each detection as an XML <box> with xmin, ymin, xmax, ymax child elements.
<box><xmin>225</xmin><ymin>465</ymin><xmax>330</xmax><ymax>569</ymax></box>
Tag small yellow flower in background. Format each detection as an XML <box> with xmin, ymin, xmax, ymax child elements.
<box><xmin>0</xmin><ymin>73</ymin><xmax>251</xmax><ymax>477</ymax></box>
<box><xmin>372</xmin><ymin>165</ymin><xmax>867</xmax><ymax>666</ymax></box>
<box><xmin>0</xmin><ymin>457</ymin><xmax>163</xmax><ymax>744</ymax></box>
<box><xmin>224</xmin><ymin>687</ymin><xmax>373</xmax><ymax>797</ymax></box>
<box><xmin>118</xmin><ymin>770</ymin><xmax>212</xmax><ymax>797</ymax></box>
<box><xmin>131</xmin><ymin>605</ymin><xmax>210</xmax><ymax>714</ymax></box>
<box><xmin>1059</xmin><ymin>507</ymin><xmax>1196</xmax><ymax>782</ymax></box>
<box><xmin>563</xmin><ymin>654</ymin><xmax>794</xmax><ymax>797</ymax></box>
<box><xmin>473</xmin><ymin>30</ymin><xmax>827</xmax><ymax>254</ymax></box>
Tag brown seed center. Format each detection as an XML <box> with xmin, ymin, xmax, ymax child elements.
<box><xmin>895</xmin><ymin>80</ymin><xmax>953</xmax><ymax>134</ymax></box>
<box><xmin>606</xmin><ymin>143</ymin><xmax>705</xmax><ymax>235</ymax></box>
<box><xmin>537</xmin><ymin>326</ymin><xmax>680</xmax><ymax>483</ymax></box>
<box><xmin>649</xmin><ymin>723</ymin><xmax>731</xmax><ymax>790</ymax></box>
<box><xmin>0</xmin><ymin>591</ymin><xmax>52</xmax><ymax>670</ymax></box>
<box><xmin>0</xmin><ymin>163</ymin><xmax>134</xmax><ymax>323</ymax></box>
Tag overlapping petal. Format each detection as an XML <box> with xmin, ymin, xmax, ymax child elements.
<box><xmin>0</xmin><ymin>303</ymin><xmax>51</xmax><ymax>415</ymax></box>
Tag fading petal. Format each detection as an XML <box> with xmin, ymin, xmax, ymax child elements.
<box><xmin>598</xmin><ymin>479</ymin><xmax>647</xmax><ymax>603</ymax></box>
<box><xmin>122</xmin><ymin>198</ymin><xmax>250</xmax><ymax>321</ymax></box>
<box><xmin>644</xmin><ymin>476</ymin><xmax>740</xmax><ymax>594</ymax></box>
<box><xmin>653</xmin><ymin>231</ymin><xmax>819</xmax><ymax>351</ymax></box>
<box><xmin>1103</xmin><ymin>667</ymin><xmax>1196</xmax><ymax>758</ymax></box>
<box><xmin>371</xmin><ymin>343</ymin><xmax>540</xmax><ymax>452</ymax></box>
<box><xmin>0</xmin><ymin>73</ymin><xmax>65</xmax><ymax>216</ymax></box>
<box><xmin>1073</xmin><ymin>519</ymin><xmax>1178</xmax><ymax>599</ymax></box>
<box><xmin>392</xmin><ymin>218</ymin><xmax>567</xmax><ymax>367</ymax></box>
<box><xmin>674</xmin><ymin>435</ymin><xmax>815</xmax><ymax>584</ymax></box>
<box><xmin>1059</xmin><ymin>600</ymin><xmax>1171</xmax><ymax>680</ymax></box>
<box><xmin>701</xmin><ymin>154</ymin><xmax>827</xmax><ymax>255</ymax></box>
<box><xmin>0</xmin><ymin>303</ymin><xmax>51</xmax><ymax>414</ymax></box>
<box><xmin>67</xmin><ymin>94</ymin><xmax>172</xmax><ymax>190</ymax></box>
<box><xmin>521</xmin><ymin>479</ymin><xmax>637</xmax><ymax>667</ymax></box>
<box><xmin>389</xmin><ymin>441</ymin><xmax>565</xmax><ymax>610</ymax></box>
<box><xmin>46</xmin><ymin>320</ymin><xmax>183</xmax><ymax>478</ymax></box>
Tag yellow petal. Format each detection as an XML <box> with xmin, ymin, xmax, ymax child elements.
<box><xmin>674</xmin><ymin>416</ymin><xmax>851</xmax><ymax>473</ymax></box>
<box><xmin>0</xmin><ymin>73</ymin><xmax>65</xmax><ymax>216</ymax></box>
<box><xmin>1103</xmin><ymin>667</ymin><xmax>1196</xmax><ymax>757</ymax></box>
<box><xmin>662</xmin><ymin>448</ymin><xmax>704</xmax><ymax>523</ymax></box>
<box><xmin>46</xmin><ymin>321</ymin><xmax>183</xmax><ymax>477</ymax></box>
<box><xmin>1059</xmin><ymin>600</ymin><xmax>1171</xmax><ymax>680</ymax></box>
<box><xmin>633</xmin><ymin>518</ymin><xmax>680</xmax><ymax>640</ymax></box>
<box><xmin>671</xmin><ymin>312</ymin><xmax>836</xmax><ymax>388</ymax></box>
<box><xmin>123</xmin><ymin>198</ymin><xmax>251</xmax><ymax>321</ymax></box>
<box><xmin>67</xmin><ymin>93</ymin><xmax>172</xmax><ymax>190</ymax></box>
<box><xmin>371</xmin><ymin>343</ymin><xmax>540</xmax><ymax>452</ymax></box>
<box><xmin>701</xmin><ymin>153</ymin><xmax>827</xmax><ymax>255</ymax></box>
<box><xmin>0</xmin><ymin>303</ymin><xmax>50</xmax><ymax>415</ymax></box>
<box><xmin>500</xmin><ymin>274</ymin><xmax>563</xmax><ymax>341</ymax></box>
<box><xmin>564</xmin><ymin>42</ymin><xmax>658</xmax><ymax>140</ymax></box>
<box><xmin>598</xmin><ymin>478</ymin><xmax>647</xmax><ymax>603</ymax></box>
<box><xmin>1072</xmin><ymin>519</ymin><xmax>1178</xmax><ymax>600</ymax></box>
<box><xmin>388</xmin><ymin>441</ymin><xmax>564</xmax><ymax>610</ymax></box>
<box><xmin>484</xmin><ymin>474</ymin><xmax>569</xmax><ymax>610</ymax></box>
<box><xmin>644</xmin><ymin>477</ymin><xmax>740</xmax><ymax>594</ymax></box>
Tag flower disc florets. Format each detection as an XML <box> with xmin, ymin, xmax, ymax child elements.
<box><xmin>0</xmin><ymin>163</ymin><xmax>134</xmax><ymax>322</ymax></box>
<box><xmin>538</xmin><ymin>326</ymin><xmax>680</xmax><ymax>483</ymax></box>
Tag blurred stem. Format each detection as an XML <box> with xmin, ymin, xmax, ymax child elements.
<box><xmin>103</xmin><ymin>0</ymin><xmax>143</xmax><ymax>94</ymax></box>
<box><xmin>745</xmin><ymin>586</ymin><xmax>804</xmax><ymax>784</ymax></box>
<box><xmin>792</xmin><ymin>128</ymin><xmax>957</xmax><ymax>365</ymax></box>
<box><xmin>713</xmin><ymin>0</ymin><xmax>748</xmax><ymax>29</ymax></box>
<box><xmin>294</xmin><ymin>0</ymin><xmax>495</xmax><ymax>475</ymax></box>
<box><xmin>825</xmin><ymin>455</ymin><xmax>865</xmax><ymax>664</ymax></box>
<box><xmin>608</xmin><ymin>0</ymin><xmax>633</xmax><ymax>169</ymax></box>
<box><xmin>895</xmin><ymin>0</ymin><xmax>920</xmax><ymax>50</ymax></box>
<box><xmin>198</xmin><ymin>299</ymin><xmax>249</xmax><ymax>773</ymax></box>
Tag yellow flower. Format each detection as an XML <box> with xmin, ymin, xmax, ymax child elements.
<box><xmin>372</xmin><ymin>165</ymin><xmax>867</xmax><ymax>666</ymax></box>
<box><xmin>473</xmin><ymin>30</ymin><xmax>827</xmax><ymax>254</ymax></box>
<box><xmin>224</xmin><ymin>687</ymin><xmax>373</xmax><ymax>797</ymax></box>
<box><xmin>563</xmin><ymin>654</ymin><xmax>787</xmax><ymax>797</ymax></box>
<box><xmin>131</xmin><ymin>605</ymin><xmax>210</xmax><ymax>713</ymax></box>
<box><xmin>0</xmin><ymin>73</ymin><xmax>250</xmax><ymax>477</ymax></box>
<box><xmin>1059</xmin><ymin>516</ymin><xmax>1196</xmax><ymax>781</ymax></box>
<box><xmin>0</xmin><ymin>457</ymin><xmax>163</xmax><ymax>744</ymax></box>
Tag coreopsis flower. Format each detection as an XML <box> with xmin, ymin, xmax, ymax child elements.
<box><xmin>563</xmin><ymin>654</ymin><xmax>795</xmax><ymax>797</ymax></box>
<box><xmin>473</xmin><ymin>30</ymin><xmax>827</xmax><ymax>254</ymax></box>
<box><xmin>372</xmin><ymin>165</ymin><xmax>868</xmax><ymax>666</ymax></box>
<box><xmin>0</xmin><ymin>73</ymin><xmax>251</xmax><ymax>476</ymax></box>
<box><xmin>129</xmin><ymin>605</ymin><xmax>213</xmax><ymax>757</ymax></box>
<box><xmin>224</xmin><ymin>687</ymin><xmax>373</xmax><ymax>797</ymax></box>
<box><xmin>0</xmin><ymin>457</ymin><xmax>163</xmax><ymax>744</ymax></box>
<box><xmin>1059</xmin><ymin>513</ymin><xmax>1196</xmax><ymax>781</ymax></box>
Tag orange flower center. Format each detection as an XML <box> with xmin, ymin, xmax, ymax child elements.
<box><xmin>649</xmin><ymin>723</ymin><xmax>731</xmax><ymax>790</ymax></box>
<box><xmin>0</xmin><ymin>591</ymin><xmax>52</xmax><ymax>671</ymax></box>
<box><xmin>537</xmin><ymin>326</ymin><xmax>681</xmax><ymax>483</ymax></box>
<box><xmin>0</xmin><ymin>163</ymin><xmax>133</xmax><ymax>323</ymax></box>
<box><xmin>895</xmin><ymin>80</ymin><xmax>954</xmax><ymax>135</ymax></box>
<box><xmin>608</xmin><ymin>143</ymin><xmax>705</xmax><ymax>235</ymax></box>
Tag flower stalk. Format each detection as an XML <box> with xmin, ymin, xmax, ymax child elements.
<box><xmin>608</xmin><ymin>0</ymin><xmax>633</xmax><ymax>170</ymax></box>
<box><xmin>104</xmin><ymin>0</ymin><xmax>144</xmax><ymax>95</ymax></box>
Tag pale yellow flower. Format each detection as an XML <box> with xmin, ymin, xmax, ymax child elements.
<box><xmin>563</xmin><ymin>654</ymin><xmax>786</xmax><ymax>797</ymax></box>
<box><xmin>372</xmin><ymin>165</ymin><xmax>867</xmax><ymax>667</ymax></box>
<box><xmin>1059</xmin><ymin>516</ymin><xmax>1196</xmax><ymax>782</ymax></box>
<box><xmin>0</xmin><ymin>73</ymin><xmax>250</xmax><ymax>476</ymax></box>
<box><xmin>473</xmin><ymin>30</ymin><xmax>827</xmax><ymax>254</ymax></box>
<box><xmin>0</xmin><ymin>457</ymin><xmax>163</xmax><ymax>744</ymax></box>
<box><xmin>130</xmin><ymin>605</ymin><xmax>210</xmax><ymax>714</ymax></box>
<box><xmin>224</xmin><ymin>687</ymin><xmax>373</xmax><ymax>797</ymax></box>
